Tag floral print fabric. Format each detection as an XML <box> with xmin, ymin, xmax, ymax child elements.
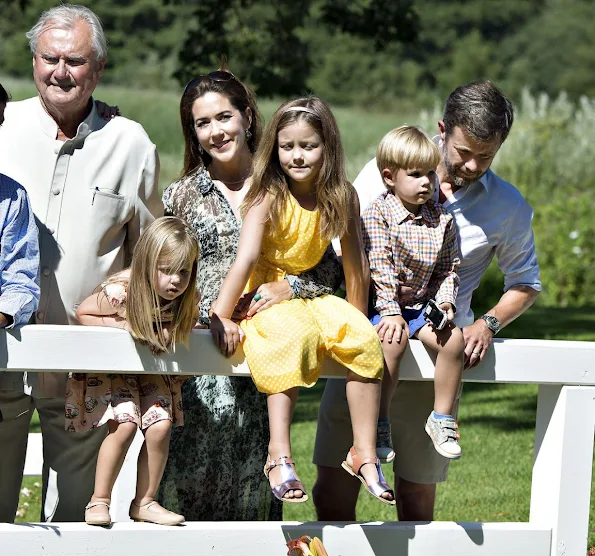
<box><xmin>65</xmin><ymin>281</ymin><xmax>185</xmax><ymax>432</ymax></box>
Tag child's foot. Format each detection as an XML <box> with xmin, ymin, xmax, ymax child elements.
<box><xmin>342</xmin><ymin>446</ymin><xmax>395</xmax><ymax>505</ymax></box>
<box><xmin>264</xmin><ymin>455</ymin><xmax>308</xmax><ymax>503</ymax></box>
<box><xmin>425</xmin><ymin>411</ymin><xmax>462</xmax><ymax>459</ymax></box>
<box><xmin>130</xmin><ymin>500</ymin><xmax>185</xmax><ymax>525</ymax></box>
<box><xmin>85</xmin><ymin>498</ymin><xmax>111</xmax><ymax>526</ymax></box>
<box><xmin>376</xmin><ymin>419</ymin><xmax>395</xmax><ymax>464</ymax></box>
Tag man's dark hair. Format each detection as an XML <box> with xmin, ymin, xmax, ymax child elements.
<box><xmin>0</xmin><ymin>83</ymin><xmax>10</xmax><ymax>104</ymax></box>
<box><xmin>443</xmin><ymin>80</ymin><xmax>514</xmax><ymax>143</ymax></box>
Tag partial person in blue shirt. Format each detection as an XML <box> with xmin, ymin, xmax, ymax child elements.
<box><xmin>0</xmin><ymin>84</ymin><xmax>40</xmax><ymax>329</ymax></box>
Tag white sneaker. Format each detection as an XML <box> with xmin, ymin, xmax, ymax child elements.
<box><xmin>425</xmin><ymin>412</ymin><xmax>462</xmax><ymax>459</ymax></box>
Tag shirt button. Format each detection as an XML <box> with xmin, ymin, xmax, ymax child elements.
<box><xmin>37</xmin><ymin>311</ymin><xmax>45</xmax><ymax>320</ymax></box>
<box><xmin>54</xmin><ymin>146</ymin><xmax>60</xmax><ymax>154</ymax></box>
<box><xmin>52</xmin><ymin>188</ymin><xmax>61</xmax><ymax>195</ymax></box>
<box><xmin>47</xmin><ymin>227</ymin><xmax>55</xmax><ymax>235</ymax></box>
<box><xmin>42</xmin><ymin>267</ymin><xmax>50</xmax><ymax>276</ymax></box>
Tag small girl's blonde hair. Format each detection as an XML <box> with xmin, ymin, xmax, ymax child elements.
<box><xmin>243</xmin><ymin>96</ymin><xmax>354</xmax><ymax>242</ymax></box>
<box><xmin>376</xmin><ymin>125</ymin><xmax>441</xmax><ymax>186</ymax></box>
<box><xmin>124</xmin><ymin>216</ymin><xmax>199</xmax><ymax>354</ymax></box>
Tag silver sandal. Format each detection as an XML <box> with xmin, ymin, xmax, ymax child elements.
<box><xmin>263</xmin><ymin>456</ymin><xmax>309</xmax><ymax>504</ymax></box>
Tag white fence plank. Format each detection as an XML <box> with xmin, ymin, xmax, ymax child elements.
<box><xmin>23</xmin><ymin>433</ymin><xmax>43</xmax><ymax>476</ymax></box>
<box><xmin>530</xmin><ymin>385</ymin><xmax>595</xmax><ymax>556</ymax></box>
<box><xmin>1</xmin><ymin>326</ymin><xmax>595</xmax><ymax>385</ymax></box>
<box><xmin>0</xmin><ymin>521</ymin><xmax>551</xmax><ymax>556</ymax></box>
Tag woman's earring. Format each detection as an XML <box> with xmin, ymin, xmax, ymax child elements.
<box><xmin>198</xmin><ymin>143</ymin><xmax>204</xmax><ymax>155</ymax></box>
<box><xmin>245</xmin><ymin>129</ymin><xmax>252</xmax><ymax>141</ymax></box>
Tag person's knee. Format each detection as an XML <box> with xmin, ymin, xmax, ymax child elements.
<box><xmin>382</xmin><ymin>336</ymin><xmax>409</xmax><ymax>364</ymax></box>
<box><xmin>113</xmin><ymin>421</ymin><xmax>138</xmax><ymax>444</ymax></box>
<box><xmin>395</xmin><ymin>477</ymin><xmax>436</xmax><ymax>521</ymax></box>
<box><xmin>144</xmin><ymin>419</ymin><xmax>172</xmax><ymax>443</ymax></box>
<box><xmin>312</xmin><ymin>466</ymin><xmax>359</xmax><ymax>521</ymax></box>
<box><xmin>445</xmin><ymin>327</ymin><xmax>465</xmax><ymax>357</ymax></box>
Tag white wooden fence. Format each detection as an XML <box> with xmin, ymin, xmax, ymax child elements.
<box><xmin>1</xmin><ymin>325</ymin><xmax>594</xmax><ymax>556</ymax></box>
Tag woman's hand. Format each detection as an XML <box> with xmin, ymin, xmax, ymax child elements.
<box><xmin>210</xmin><ymin>314</ymin><xmax>245</xmax><ymax>357</ymax></box>
<box><xmin>245</xmin><ymin>280</ymin><xmax>292</xmax><ymax>318</ymax></box>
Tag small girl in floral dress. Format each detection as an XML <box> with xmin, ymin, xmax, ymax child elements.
<box><xmin>66</xmin><ymin>217</ymin><xmax>199</xmax><ymax>526</ymax></box>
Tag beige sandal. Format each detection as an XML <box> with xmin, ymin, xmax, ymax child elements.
<box><xmin>129</xmin><ymin>500</ymin><xmax>185</xmax><ymax>526</ymax></box>
<box><xmin>85</xmin><ymin>500</ymin><xmax>111</xmax><ymax>526</ymax></box>
<box><xmin>341</xmin><ymin>446</ymin><xmax>395</xmax><ymax>506</ymax></box>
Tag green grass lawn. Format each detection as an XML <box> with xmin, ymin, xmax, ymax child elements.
<box><xmin>15</xmin><ymin>306</ymin><xmax>595</xmax><ymax>554</ymax></box>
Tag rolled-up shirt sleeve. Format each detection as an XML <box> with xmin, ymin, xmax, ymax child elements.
<box><xmin>497</xmin><ymin>198</ymin><xmax>542</xmax><ymax>292</ymax></box>
<box><xmin>0</xmin><ymin>180</ymin><xmax>40</xmax><ymax>327</ymax></box>
<box><xmin>432</xmin><ymin>218</ymin><xmax>460</xmax><ymax>308</ymax></box>
<box><xmin>362</xmin><ymin>203</ymin><xmax>401</xmax><ymax>316</ymax></box>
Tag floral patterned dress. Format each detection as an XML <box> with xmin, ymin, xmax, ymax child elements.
<box><xmin>157</xmin><ymin>168</ymin><xmax>342</xmax><ymax>521</ymax></box>
<box><xmin>65</xmin><ymin>279</ymin><xmax>185</xmax><ymax>432</ymax></box>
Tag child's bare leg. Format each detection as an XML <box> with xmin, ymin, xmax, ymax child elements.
<box><xmin>134</xmin><ymin>419</ymin><xmax>172</xmax><ymax>506</ymax></box>
<box><xmin>89</xmin><ymin>420</ymin><xmax>137</xmax><ymax>511</ymax></box>
<box><xmin>267</xmin><ymin>388</ymin><xmax>303</xmax><ymax>500</ymax></box>
<box><xmin>379</xmin><ymin>337</ymin><xmax>409</xmax><ymax>419</ymax></box>
<box><xmin>345</xmin><ymin>372</ymin><xmax>393</xmax><ymax>502</ymax></box>
<box><xmin>415</xmin><ymin>325</ymin><xmax>464</xmax><ymax>415</ymax></box>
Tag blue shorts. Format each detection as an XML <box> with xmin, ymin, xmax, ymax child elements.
<box><xmin>370</xmin><ymin>306</ymin><xmax>428</xmax><ymax>337</ymax></box>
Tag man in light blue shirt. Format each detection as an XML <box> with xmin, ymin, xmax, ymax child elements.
<box><xmin>313</xmin><ymin>80</ymin><xmax>541</xmax><ymax>522</ymax></box>
<box><xmin>0</xmin><ymin>85</ymin><xmax>40</xmax><ymax>330</ymax></box>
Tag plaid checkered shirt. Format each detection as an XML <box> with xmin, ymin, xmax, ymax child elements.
<box><xmin>362</xmin><ymin>191</ymin><xmax>460</xmax><ymax>317</ymax></box>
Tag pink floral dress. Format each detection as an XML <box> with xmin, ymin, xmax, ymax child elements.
<box><xmin>65</xmin><ymin>281</ymin><xmax>185</xmax><ymax>432</ymax></box>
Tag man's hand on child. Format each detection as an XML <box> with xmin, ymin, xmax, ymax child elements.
<box><xmin>439</xmin><ymin>302</ymin><xmax>455</xmax><ymax>322</ymax></box>
<box><xmin>210</xmin><ymin>314</ymin><xmax>245</xmax><ymax>357</ymax></box>
<box><xmin>375</xmin><ymin>315</ymin><xmax>409</xmax><ymax>344</ymax></box>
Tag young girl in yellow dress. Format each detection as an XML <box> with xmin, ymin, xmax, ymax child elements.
<box><xmin>69</xmin><ymin>217</ymin><xmax>199</xmax><ymax>526</ymax></box>
<box><xmin>211</xmin><ymin>98</ymin><xmax>395</xmax><ymax>506</ymax></box>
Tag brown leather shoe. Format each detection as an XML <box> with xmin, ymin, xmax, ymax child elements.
<box><xmin>85</xmin><ymin>500</ymin><xmax>111</xmax><ymax>526</ymax></box>
<box><xmin>129</xmin><ymin>501</ymin><xmax>184</xmax><ymax>526</ymax></box>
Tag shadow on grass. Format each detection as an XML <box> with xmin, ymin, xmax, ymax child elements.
<box><xmin>294</xmin><ymin>380</ymin><xmax>327</xmax><ymax>424</ymax></box>
<box><xmin>461</xmin><ymin>383</ymin><xmax>538</xmax><ymax>431</ymax></box>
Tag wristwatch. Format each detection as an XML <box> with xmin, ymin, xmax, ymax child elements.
<box><xmin>481</xmin><ymin>314</ymin><xmax>501</xmax><ymax>335</ymax></box>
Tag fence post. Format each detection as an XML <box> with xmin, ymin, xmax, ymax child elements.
<box><xmin>530</xmin><ymin>385</ymin><xmax>595</xmax><ymax>556</ymax></box>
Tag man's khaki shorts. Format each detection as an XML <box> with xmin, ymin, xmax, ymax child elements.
<box><xmin>313</xmin><ymin>379</ymin><xmax>460</xmax><ymax>484</ymax></box>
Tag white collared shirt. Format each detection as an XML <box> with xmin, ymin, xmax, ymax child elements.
<box><xmin>352</xmin><ymin>157</ymin><xmax>541</xmax><ymax>328</ymax></box>
<box><xmin>0</xmin><ymin>96</ymin><xmax>163</xmax><ymax>395</ymax></box>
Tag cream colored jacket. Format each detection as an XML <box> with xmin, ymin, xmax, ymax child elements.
<box><xmin>0</xmin><ymin>96</ymin><xmax>163</xmax><ymax>396</ymax></box>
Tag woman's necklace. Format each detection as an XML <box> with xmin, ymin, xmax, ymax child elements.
<box><xmin>209</xmin><ymin>168</ymin><xmax>250</xmax><ymax>189</ymax></box>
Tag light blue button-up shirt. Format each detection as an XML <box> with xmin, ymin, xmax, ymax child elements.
<box><xmin>352</xmin><ymin>158</ymin><xmax>542</xmax><ymax>328</ymax></box>
<box><xmin>0</xmin><ymin>173</ymin><xmax>40</xmax><ymax>327</ymax></box>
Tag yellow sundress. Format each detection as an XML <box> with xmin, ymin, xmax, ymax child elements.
<box><xmin>241</xmin><ymin>194</ymin><xmax>383</xmax><ymax>394</ymax></box>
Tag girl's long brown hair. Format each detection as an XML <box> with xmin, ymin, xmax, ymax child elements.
<box><xmin>122</xmin><ymin>217</ymin><xmax>199</xmax><ymax>354</ymax></box>
<box><xmin>242</xmin><ymin>97</ymin><xmax>353</xmax><ymax>243</ymax></box>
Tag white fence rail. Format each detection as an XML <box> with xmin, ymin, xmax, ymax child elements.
<box><xmin>1</xmin><ymin>325</ymin><xmax>594</xmax><ymax>556</ymax></box>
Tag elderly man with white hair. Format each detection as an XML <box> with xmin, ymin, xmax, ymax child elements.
<box><xmin>0</xmin><ymin>5</ymin><xmax>162</xmax><ymax>522</ymax></box>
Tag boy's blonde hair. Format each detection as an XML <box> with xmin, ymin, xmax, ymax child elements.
<box><xmin>243</xmin><ymin>97</ymin><xmax>354</xmax><ymax>243</ymax></box>
<box><xmin>113</xmin><ymin>216</ymin><xmax>199</xmax><ymax>354</ymax></box>
<box><xmin>376</xmin><ymin>125</ymin><xmax>441</xmax><ymax>187</ymax></box>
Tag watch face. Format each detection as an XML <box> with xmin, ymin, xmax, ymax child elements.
<box><xmin>483</xmin><ymin>315</ymin><xmax>500</xmax><ymax>334</ymax></box>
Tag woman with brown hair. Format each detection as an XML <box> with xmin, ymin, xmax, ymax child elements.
<box><xmin>157</xmin><ymin>69</ymin><xmax>341</xmax><ymax>520</ymax></box>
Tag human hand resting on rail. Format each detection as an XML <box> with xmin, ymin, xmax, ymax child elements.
<box><xmin>210</xmin><ymin>313</ymin><xmax>245</xmax><ymax>358</ymax></box>
<box><xmin>462</xmin><ymin>320</ymin><xmax>492</xmax><ymax>369</ymax></box>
